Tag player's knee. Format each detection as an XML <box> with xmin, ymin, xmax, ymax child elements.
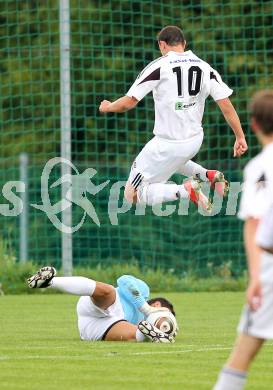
<box><xmin>94</xmin><ymin>282</ymin><xmax>115</xmax><ymax>301</ymax></box>
<box><xmin>124</xmin><ymin>182</ymin><xmax>137</xmax><ymax>203</ymax></box>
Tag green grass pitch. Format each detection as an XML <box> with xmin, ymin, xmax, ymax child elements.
<box><xmin>0</xmin><ymin>292</ymin><xmax>272</xmax><ymax>390</ymax></box>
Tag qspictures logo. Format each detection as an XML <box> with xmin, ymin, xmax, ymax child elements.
<box><xmin>0</xmin><ymin>157</ymin><xmax>245</xmax><ymax>233</ymax></box>
<box><xmin>31</xmin><ymin>158</ymin><xmax>109</xmax><ymax>233</ymax></box>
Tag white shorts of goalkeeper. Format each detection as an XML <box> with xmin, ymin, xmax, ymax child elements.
<box><xmin>238</xmin><ymin>251</ymin><xmax>273</xmax><ymax>340</ymax></box>
<box><xmin>77</xmin><ymin>293</ymin><xmax>125</xmax><ymax>341</ymax></box>
<box><xmin>128</xmin><ymin>132</ymin><xmax>204</xmax><ymax>190</ymax></box>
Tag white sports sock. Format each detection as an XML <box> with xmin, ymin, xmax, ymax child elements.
<box><xmin>135</xmin><ymin>329</ymin><xmax>146</xmax><ymax>342</ymax></box>
<box><xmin>213</xmin><ymin>367</ymin><xmax>247</xmax><ymax>390</ymax></box>
<box><xmin>50</xmin><ymin>277</ymin><xmax>96</xmax><ymax>296</ymax></box>
<box><xmin>178</xmin><ymin>160</ymin><xmax>208</xmax><ymax>181</ymax></box>
<box><xmin>177</xmin><ymin>185</ymin><xmax>191</xmax><ymax>199</ymax></box>
<box><xmin>138</xmin><ymin>183</ymin><xmax>181</xmax><ymax>205</ymax></box>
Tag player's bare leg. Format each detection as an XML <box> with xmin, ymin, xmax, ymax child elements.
<box><xmin>227</xmin><ymin>333</ymin><xmax>264</xmax><ymax>371</ymax></box>
<box><xmin>104</xmin><ymin>320</ymin><xmax>173</xmax><ymax>343</ymax></box>
<box><xmin>28</xmin><ymin>267</ymin><xmax>176</xmax><ymax>344</ymax></box>
<box><xmin>104</xmin><ymin>321</ymin><xmax>138</xmax><ymax>341</ymax></box>
<box><xmin>27</xmin><ymin>266</ymin><xmax>116</xmax><ymax>310</ymax></box>
<box><xmin>91</xmin><ymin>282</ymin><xmax>116</xmax><ymax>310</ymax></box>
<box><xmin>213</xmin><ymin>333</ymin><xmax>264</xmax><ymax>390</ymax></box>
<box><xmin>124</xmin><ymin>180</ymin><xmax>138</xmax><ymax>203</ymax></box>
<box><xmin>124</xmin><ymin>178</ymin><xmax>212</xmax><ymax>212</ymax></box>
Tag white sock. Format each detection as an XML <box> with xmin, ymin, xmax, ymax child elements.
<box><xmin>135</xmin><ymin>329</ymin><xmax>146</xmax><ymax>342</ymax></box>
<box><xmin>138</xmin><ymin>183</ymin><xmax>180</xmax><ymax>205</ymax></box>
<box><xmin>50</xmin><ymin>277</ymin><xmax>96</xmax><ymax>296</ymax></box>
<box><xmin>178</xmin><ymin>160</ymin><xmax>208</xmax><ymax>181</ymax></box>
<box><xmin>213</xmin><ymin>367</ymin><xmax>247</xmax><ymax>390</ymax></box>
<box><xmin>178</xmin><ymin>185</ymin><xmax>191</xmax><ymax>199</ymax></box>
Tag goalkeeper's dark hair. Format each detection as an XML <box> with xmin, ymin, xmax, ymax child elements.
<box><xmin>249</xmin><ymin>90</ymin><xmax>273</xmax><ymax>135</ymax></box>
<box><xmin>157</xmin><ymin>26</ymin><xmax>185</xmax><ymax>46</ymax></box>
<box><xmin>147</xmin><ymin>297</ymin><xmax>176</xmax><ymax>316</ymax></box>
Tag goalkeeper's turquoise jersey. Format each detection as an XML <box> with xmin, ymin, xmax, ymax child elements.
<box><xmin>116</xmin><ymin>275</ymin><xmax>150</xmax><ymax>325</ymax></box>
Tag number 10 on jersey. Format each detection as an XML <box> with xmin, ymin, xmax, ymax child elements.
<box><xmin>172</xmin><ymin>66</ymin><xmax>202</xmax><ymax>97</ymax></box>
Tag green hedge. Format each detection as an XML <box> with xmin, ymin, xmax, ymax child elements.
<box><xmin>0</xmin><ymin>260</ymin><xmax>247</xmax><ymax>295</ymax></box>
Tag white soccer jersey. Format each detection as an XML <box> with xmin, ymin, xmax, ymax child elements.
<box><xmin>238</xmin><ymin>142</ymin><xmax>273</xmax><ymax>221</ymax></box>
<box><xmin>237</xmin><ymin>144</ymin><xmax>273</xmax><ymax>341</ymax></box>
<box><xmin>256</xmin><ymin>204</ymin><xmax>273</xmax><ymax>249</ymax></box>
<box><xmin>126</xmin><ymin>50</ymin><xmax>233</xmax><ymax>141</ymax></box>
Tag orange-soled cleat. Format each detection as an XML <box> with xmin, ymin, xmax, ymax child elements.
<box><xmin>183</xmin><ymin>178</ymin><xmax>212</xmax><ymax>213</ymax></box>
<box><xmin>206</xmin><ymin>170</ymin><xmax>229</xmax><ymax>197</ymax></box>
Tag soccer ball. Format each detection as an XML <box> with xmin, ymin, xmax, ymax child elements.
<box><xmin>146</xmin><ymin>310</ymin><xmax>178</xmax><ymax>337</ymax></box>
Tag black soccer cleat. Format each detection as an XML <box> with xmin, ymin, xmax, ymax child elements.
<box><xmin>27</xmin><ymin>266</ymin><xmax>57</xmax><ymax>288</ymax></box>
<box><xmin>138</xmin><ymin>320</ymin><xmax>174</xmax><ymax>343</ymax></box>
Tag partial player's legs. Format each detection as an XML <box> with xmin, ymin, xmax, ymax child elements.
<box><xmin>103</xmin><ymin>320</ymin><xmax>173</xmax><ymax>343</ymax></box>
<box><xmin>213</xmin><ymin>333</ymin><xmax>264</xmax><ymax>390</ymax></box>
<box><xmin>178</xmin><ymin>160</ymin><xmax>229</xmax><ymax>197</ymax></box>
<box><xmin>177</xmin><ymin>160</ymin><xmax>208</xmax><ymax>181</ymax></box>
<box><xmin>213</xmin><ymin>252</ymin><xmax>273</xmax><ymax>389</ymax></box>
<box><xmin>28</xmin><ymin>267</ymin><xmax>174</xmax><ymax>343</ymax></box>
<box><xmin>27</xmin><ymin>266</ymin><xmax>115</xmax><ymax>310</ymax></box>
<box><xmin>126</xmin><ymin>162</ymin><xmax>229</xmax><ymax>207</ymax></box>
<box><xmin>104</xmin><ymin>321</ymin><xmax>139</xmax><ymax>341</ymax></box>
<box><xmin>125</xmin><ymin>134</ymin><xmax>228</xmax><ymax>210</ymax></box>
<box><xmin>125</xmin><ymin>135</ymin><xmax>212</xmax><ymax>211</ymax></box>
<box><xmin>125</xmin><ymin>178</ymin><xmax>212</xmax><ymax>211</ymax></box>
<box><xmin>91</xmin><ymin>282</ymin><xmax>116</xmax><ymax>310</ymax></box>
<box><xmin>227</xmin><ymin>333</ymin><xmax>264</xmax><ymax>371</ymax></box>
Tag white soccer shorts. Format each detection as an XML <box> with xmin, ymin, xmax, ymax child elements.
<box><xmin>238</xmin><ymin>251</ymin><xmax>273</xmax><ymax>340</ymax></box>
<box><xmin>128</xmin><ymin>133</ymin><xmax>204</xmax><ymax>190</ymax></box>
<box><xmin>77</xmin><ymin>292</ymin><xmax>126</xmax><ymax>341</ymax></box>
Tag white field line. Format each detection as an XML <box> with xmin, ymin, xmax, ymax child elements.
<box><xmin>0</xmin><ymin>343</ymin><xmax>272</xmax><ymax>361</ymax></box>
<box><xmin>0</xmin><ymin>343</ymin><xmax>230</xmax><ymax>352</ymax></box>
<box><xmin>0</xmin><ymin>347</ymin><xmax>231</xmax><ymax>361</ymax></box>
<box><xmin>124</xmin><ymin>346</ymin><xmax>232</xmax><ymax>356</ymax></box>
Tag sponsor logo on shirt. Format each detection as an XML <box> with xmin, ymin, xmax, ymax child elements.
<box><xmin>175</xmin><ymin>101</ymin><xmax>196</xmax><ymax>110</ymax></box>
<box><xmin>170</xmin><ymin>59</ymin><xmax>188</xmax><ymax>64</ymax></box>
<box><xmin>170</xmin><ymin>58</ymin><xmax>201</xmax><ymax>64</ymax></box>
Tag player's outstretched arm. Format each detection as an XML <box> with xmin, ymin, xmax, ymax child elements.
<box><xmin>217</xmin><ymin>98</ymin><xmax>248</xmax><ymax>157</ymax></box>
<box><xmin>99</xmin><ymin>96</ymin><xmax>138</xmax><ymax>113</ymax></box>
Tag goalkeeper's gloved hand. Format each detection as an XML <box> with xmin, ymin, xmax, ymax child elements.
<box><xmin>139</xmin><ymin>302</ymin><xmax>178</xmax><ymax>339</ymax></box>
<box><xmin>139</xmin><ymin>302</ymin><xmax>169</xmax><ymax>317</ymax></box>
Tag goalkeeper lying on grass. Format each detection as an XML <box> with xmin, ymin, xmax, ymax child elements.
<box><xmin>27</xmin><ymin>267</ymin><xmax>178</xmax><ymax>343</ymax></box>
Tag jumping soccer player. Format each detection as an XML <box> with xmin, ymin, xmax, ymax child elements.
<box><xmin>213</xmin><ymin>90</ymin><xmax>273</xmax><ymax>390</ymax></box>
<box><xmin>99</xmin><ymin>25</ymin><xmax>247</xmax><ymax>211</ymax></box>
<box><xmin>27</xmin><ymin>267</ymin><xmax>177</xmax><ymax>343</ymax></box>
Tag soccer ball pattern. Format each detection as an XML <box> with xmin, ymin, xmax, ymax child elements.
<box><xmin>146</xmin><ymin>310</ymin><xmax>178</xmax><ymax>337</ymax></box>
